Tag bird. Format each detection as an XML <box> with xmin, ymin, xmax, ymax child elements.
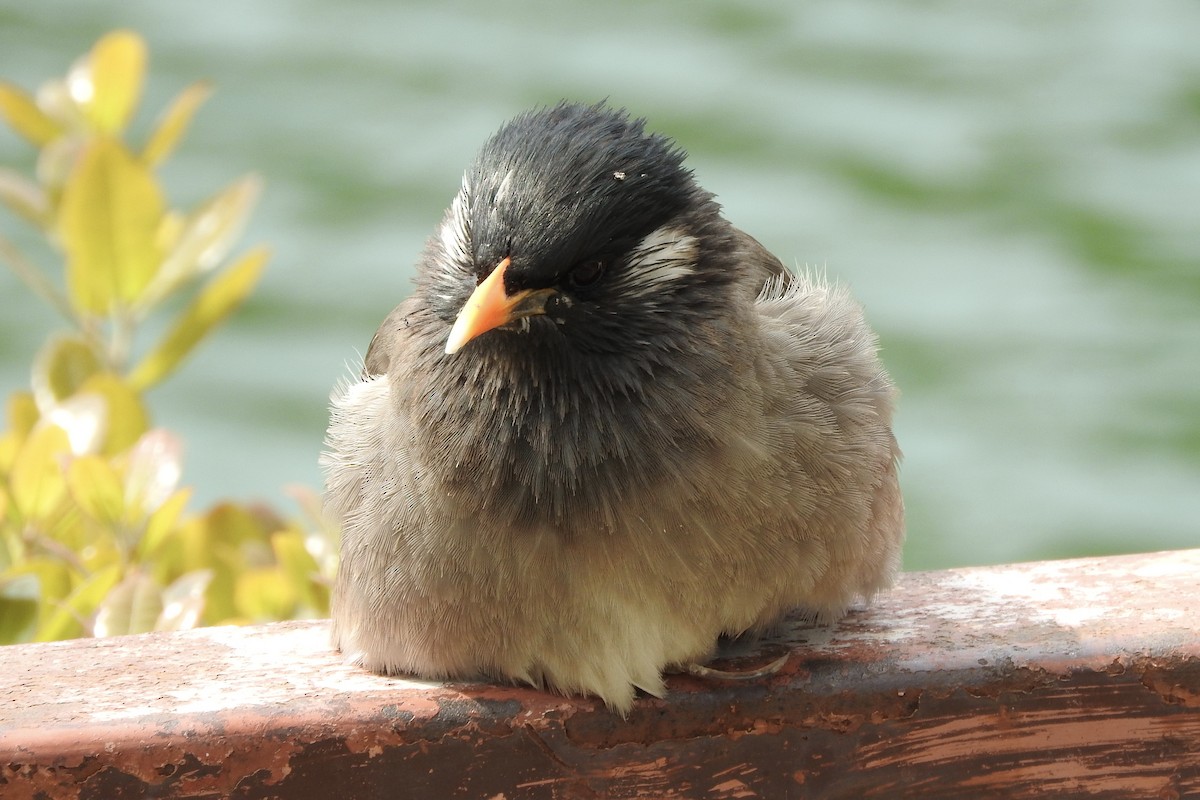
<box><xmin>323</xmin><ymin>101</ymin><xmax>903</xmax><ymax>714</ymax></box>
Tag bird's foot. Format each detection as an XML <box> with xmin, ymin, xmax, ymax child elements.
<box><xmin>684</xmin><ymin>652</ymin><xmax>789</xmax><ymax>681</ymax></box>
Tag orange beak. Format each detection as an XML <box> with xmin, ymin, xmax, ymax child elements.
<box><xmin>445</xmin><ymin>258</ymin><xmax>556</xmax><ymax>354</ymax></box>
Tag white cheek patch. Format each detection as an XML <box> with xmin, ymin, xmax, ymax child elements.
<box><xmin>440</xmin><ymin>176</ymin><xmax>472</xmax><ymax>266</ymax></box>
<box><xmin>618</xmin><ymin>226</ymin><xmax>699</xmax><ymax>298</ymax></box>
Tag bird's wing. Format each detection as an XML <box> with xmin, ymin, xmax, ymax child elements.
<box><xmin>729</xmin><ymin>227</ymin><xmax>794</xmax><ymax>294</ymax></box>
<box><xmin>362</xmin><ymin>303</ymin><xmax>411</xmax><ymax>378</ymax></box>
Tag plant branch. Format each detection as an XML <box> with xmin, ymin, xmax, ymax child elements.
<box><xmin>0</xmin><ymin>234</ymin><xmax>79</xmax><ymax>326</ymax></box>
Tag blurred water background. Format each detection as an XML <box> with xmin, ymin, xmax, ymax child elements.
<box><xmin>1</xmin><ymin>1</ymin><xmax>1197</xmax><ymax>570</ymax></box>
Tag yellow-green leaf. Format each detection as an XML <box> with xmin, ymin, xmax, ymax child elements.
<box><xmin>93</xmin><ymin>569</ymin><xmax>162</xmax><ymax>637</ymax></box>
<box><xmin>35</xmin><ymin>135</ymin><xmax>83</xmax><ymax>195</ymax></box>
<box><xmin>37</xmin><ymin>562</ymin><xmax>121</xmax><ymax>641</ymax></box>
<box><xmin>34</xmin><ymin>80</ymin><xmax>88</xmax><ymax>134</ymax></box>
<box><xmin>156</xmin><ymin>569</ymin><xmax>211</xmax><ymax>631</ymax></box>
<box><xmin>0</xmin><ymin>168</ymin><xmax>49</xmax><ymax>226</ymax></box>
<box><xmin>78</xmin><ymin>373</ymin><xmax>150</xmax><ymax>454</ymax></box>
<box><xmin>71</xmin><ymin>522</ymin><xmax>123</xmax><ymax>575</ymax></box>
<box><xmin>0</xmin><ymin>573</ymin><xmax>40</xmax><ymax>645</ymax></box>
<box><xmin>8</xmin><ymin>558</ymin><xmax>72</xmax><ymax>609</ymax></box>
<box><xmin>31</xmin><ymin>335</ymin><xmax>103</xmax><ymax>410</ymax></box>
<box><xmin>128</xmin><ymin>245</ymin><xmax>268</xmax><ymax>389</ymax></box>
<box><xmin>272</xmin><ymin>528</ymin><xmax>317</xmax><ymax>577</ymax></box>
<box><xmin>155</xmin><ymin>510</ymin><xmax>213</xmax><ymax>576</ymax></box>
<box><xmin>68</xmin><ymin>30</ymin><xmax>147</xmax><ymax>135</ymax></box>
<box><xmin>271</xmin><ymin>529</ymin><xmax>325</xmax><ymax>611</ymax></box>
<box><xmin>0</xmin><ymin>520</ymin><xmax>19</xmax><ymax>570</ymax></box>
<box><xmin>139</xmin><ymin>175</ymin><xmax>262</xmax><ymax>308</ymax></box>
<box><xmin>156</xmin><ymin>210</ymin><xmax>185</xmax><ymax>256</ymax></box>
<box><xmin>7</xmin><ymin>390</ymin><xmax>39</xmax><ymax>439</ymax></box>
<box><xmin>9</xmin><ymin>424</ymin><xmax>70</xmax><ymax>521</ymax></box>
<box><xmin>0</xmin><ymin>393</ymin><xmax>39</xmax><ymax>476</ymax></box>
<box><xmin>42</xmin><ymin>392</ymin><xmax>107</xmax><ymax>455</ymax></box>
<box><xmin>286</xmin><ymin>484</ymin><xmax>340</xmax><ymax>581</ymax></box>
<box><xmin>0</xmin><ymin>81</ymin><xmax>62</xmax><ymax>146</ymax></box>
<box><xmin>0</xmin><ymin>433</ymin><xmax>20</xmax><ymax>483</ymax></box>
<box><xmin>208</xmin><ymin>501</ymin><xmax>279</xmax><ymax>549</ymax></box>
<box><xmin>59</xmin><ymin>137</ymin><xmax>165</xmax><ymax>314</ymax></box>
<box><xmin>234</xmin><ymin>567</ymin><xmax>297</xmax><ymax>622</ymax></box>
<box><xmin>152</xmin><ymin>501</ymin><xmax>256</xmax><ymax>584</ymax></box>
<box><xmin>124</xmin><ymin>429</ymin><xmax>182</xmax><ymax>511</ymax></box>
<box><xmin>163</xmin><ymin>502</ymin><xmax>274</xmax><ymax>624</ymax></box>
<box><xmin>138</xmin><ymin>487</ymin><xmax>191</xmax><ymax>566</ymax></box>
<box><xmin>142</xmin><ymin>80</ymin><xmax>212</xmax><ymax>167</ymax></box>
<box><xmin>182</xmin><ymin>175</ymin><xmax>263</xmax><ymax>275</ymax></box>
<box><xmin>66</xmin><ymin>455</ymin><xmax>125</xmax><ymax>525</ymax></box>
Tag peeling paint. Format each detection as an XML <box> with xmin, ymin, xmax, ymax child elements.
<box><xmin>1</xmin><ymin>551</ymin><xmax>1198</xmax><ymax>799</ymax></box>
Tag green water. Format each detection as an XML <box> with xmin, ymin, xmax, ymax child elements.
<box><xmin>2</xmin><ymin>2</ymin><xmax>1197</xmax><ymax>570</ymax></box>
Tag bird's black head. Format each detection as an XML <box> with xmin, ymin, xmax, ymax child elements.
<box><xmin>418</xmin><ymin>102</ymin><xmax>736</xmax><ymax>358</ymax></box>
<box><xmin>398</xmin><ymin>103</ymin><xmax>762</xmax><ymax>524</ymax></box>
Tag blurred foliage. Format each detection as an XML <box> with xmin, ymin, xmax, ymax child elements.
<box><xmin>0</xmin><ymin>31</ymin><xmax>335</xmax><ymax>645</ymax></box>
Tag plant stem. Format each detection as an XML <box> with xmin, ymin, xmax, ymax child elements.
<box><xmin>0</xmin><ymin>235</ymin><xmax>79</xmax><ymax>326</ymax></box>
<box><xmin>109</xmin><ymin>307</ymin><xmax>136</xmax><ymax>372</ymax></box>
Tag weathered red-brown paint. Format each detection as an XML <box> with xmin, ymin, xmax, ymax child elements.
<box><xmin>2</xmin><ymin>550</ymin><xmax>1198</xmax><ymax>799</ymax></box>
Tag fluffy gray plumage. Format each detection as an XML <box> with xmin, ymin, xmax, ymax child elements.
<box><xmin>324</xmin><ymin>102</ymin><xmax>903</xmax><ymax>713</ymax></box>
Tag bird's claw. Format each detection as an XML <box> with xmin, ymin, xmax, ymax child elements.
<box><xmin>685</xmin><ymin>652</ymin><xmax>789</xmax><ymax>681</ymax></box>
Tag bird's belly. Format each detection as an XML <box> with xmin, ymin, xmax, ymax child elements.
<box><xmin>326</xmin><ymin>375</ymin><xmax>883</xmax><ymax>712</ymax></box>
<box><xmin>332</xmin><ymin>488</ymin><xmax>814</xmax><ymax>712</ymax></box>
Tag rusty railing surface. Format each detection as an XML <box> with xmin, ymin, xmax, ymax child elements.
<box><xmin>2</xmin><ymin>549</ymin><xmax>1198</xmax><ymax>799</ymax></box>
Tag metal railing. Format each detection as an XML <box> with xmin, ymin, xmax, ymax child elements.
<box><xmin>3</xmin><ymin>549</ymin><xmax>1198</xmax><ymax>799</ymax></box>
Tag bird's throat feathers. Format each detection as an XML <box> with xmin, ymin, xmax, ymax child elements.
<box><xmin>390</xmin><ymin>307</ymin><xmax>753</xmax><ymax>528</ymax></box>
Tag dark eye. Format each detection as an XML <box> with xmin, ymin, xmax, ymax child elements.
<box><xmin>568</xmin><ymin>259</ymin><xmax>606</xmax><ymax>288</ymax></box>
